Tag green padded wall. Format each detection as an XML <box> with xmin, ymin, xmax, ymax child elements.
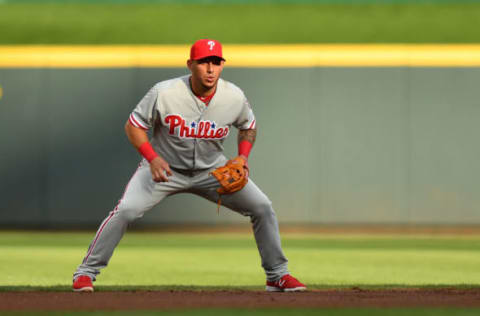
<box><xmin>0</xmin><ymin>67</ymin><xmax>479</xmax><ymax>227</ymax></box>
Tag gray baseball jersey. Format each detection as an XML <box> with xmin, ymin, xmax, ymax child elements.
<box><xmin>128</xmin><ymin>76</ymin><xmax>256</xmax><ymax>170</ymax></box>
<box><xmin>74</xmin><ymin>75</ymin><xmax>289</xmax><ymax>284</ymax></box>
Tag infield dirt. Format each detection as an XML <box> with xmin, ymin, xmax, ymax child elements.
<box><xmin>1</xmin><ymin>289</ymin><xmax>480</xmax><ymax>311</ymax></box>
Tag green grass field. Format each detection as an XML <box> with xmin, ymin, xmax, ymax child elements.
<box><xmin>0</xmin><ymin>3</ymin><xmax>479</xmax><ymax>44</ymax></box>
<box><xmin>1</xmin><ymin>231</ymin><xmax>480</xmax><ymax>289</ymax></box>
<box><xmin>1</xmin><ymin>231</ymin><xmax>480</xmax><ymax>315</ymax></box>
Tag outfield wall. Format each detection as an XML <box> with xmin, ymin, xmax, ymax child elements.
<box><xmin>1</xmin><ymin>54</ymin><xmax>479</xmax><ymax>227</ymax></box>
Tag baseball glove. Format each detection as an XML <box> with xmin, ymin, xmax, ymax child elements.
<box><xmin>210</xmin><ymin>156</ymin><xmax>249</xmax><ymax>195</ymax></box>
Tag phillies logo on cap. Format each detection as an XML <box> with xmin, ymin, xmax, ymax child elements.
<box><xmin>207</xmin><ymin>40</ymin><xmax>215</xmax><ymax>50</ymax></box>
<box><xmin>190</xmin><ymin>39</ymin><xmax>225</xmax><ymax>61</ymax></box>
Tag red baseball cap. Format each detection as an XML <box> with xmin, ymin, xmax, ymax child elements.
<box><xmin>190</xmin><ymin>39</ymin><xmax>225</xmax><ymax>61</ymax></box>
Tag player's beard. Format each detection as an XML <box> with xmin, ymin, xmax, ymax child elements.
<box><xmin>201</xmin><ymin>76</ymin><xmax>218</xmax><ymax>91</ymax></box>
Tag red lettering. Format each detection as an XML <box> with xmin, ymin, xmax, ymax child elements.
<box><xmin>203</xmin><ymin>122</ymin><xmax>211</xmax><ymax>138</ymax></box>
<box><xmin>215</xmin><ymin>128</ymin><xmax>224</xmax><ymax>138</ymax></box>
<box><xmin>165</xmin><ymin>115</ymin><xmax>182</xmax><ymax>135</ymax></box>
<box><xmin>179</xmin><ymin>120</ymin><xmax>189</xmax><ymax>137</ymax></box>
<box><xmin>197</xmin><ymin>121</ymin><xmax>205</xmax><ymax>138</ymax></box>
<box><xmin>165</xmin><ymin>116</ymin><xmax>228</xmax><ymax>139</ymax></box>
<box><xmin>208</xmin><ymin>129</ymin><xmax>215</xmax><ymax>138</ymax></box>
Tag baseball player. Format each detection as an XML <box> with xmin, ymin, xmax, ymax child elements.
<box><xmin>72</xmin><ymin>39</ymin><xmax>306</xmax><ymax>292</ymax></box>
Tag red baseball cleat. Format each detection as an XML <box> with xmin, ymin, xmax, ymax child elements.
<box><xmin>266</xmin><ymin>274</ymin><xmax>307</xmax><ymax>292</ymax></box>
<box><xmin>73</xmin><ymin>275</ymin><xmax>94</xmax><ymax>292</ymax></box>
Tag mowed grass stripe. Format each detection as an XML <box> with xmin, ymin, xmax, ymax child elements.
<box><xmin>1</xmin><ymin>246</ymin><xmax>480</xmax><ymax>286</ymax></box>
<box><xmin>1</xmin><ymin>232</ymin><xmax>480</xmax><ymax>287</ymax></box>
<box><xmin>2</xmin><ymin>232</ymin><xmax>480</xmax><ymax>250</ymax></box>
<box><xmin>0</xmin><ymin>3</ymin><xmax>480</xmax><ymax>44</ymax></box>
<box><xmin>1</xmin><ymin>45</ymin><xmax>480</xmax><ymax>67</ymax></box>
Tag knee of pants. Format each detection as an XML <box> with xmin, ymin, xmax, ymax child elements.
<box><xmin>249</xmin><ymin>199</ymin><xmax>275</xmax><ymax>220</ymax></box>
<box><xmin>115</xmin><ymin>201</ymin><xmax>147</xmax><ymax>222</ymax></box>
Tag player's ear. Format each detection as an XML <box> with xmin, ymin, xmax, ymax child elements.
<box><xmin>187</xmin><ymin>59</ymin><xmax>193</xmax><ymax>70</ymax></box>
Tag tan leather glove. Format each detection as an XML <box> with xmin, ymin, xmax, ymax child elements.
<box><xmin>210</xmin><ymin>156</ymin><xmax>249</xmax><ymax>194</ymax></box>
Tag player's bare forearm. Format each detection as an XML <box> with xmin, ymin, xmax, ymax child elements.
<box><xmin>238</xmin><ymin>128</ymin><xmax>257</xmax><ymax>147</ymax></box>
<box><xmin>125</xmin><ymin>121</ymin><xmax>149</xmax><ymax>149</ymax></box>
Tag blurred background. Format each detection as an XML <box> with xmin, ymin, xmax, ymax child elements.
<box><xmin>1</xmin><ymin>0</ymin><xmax>479</xmax><ymax>229</ymax></box>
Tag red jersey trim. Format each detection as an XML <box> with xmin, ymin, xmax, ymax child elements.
<box><xmin>129</xmin><ymin>113</ymin><xmax>148</xmax><ymax>130</ymax></box>
<box><xmin>196</xmin><ymin>93</ymin><xmax>215</xmax><ymax>106</ymax></box>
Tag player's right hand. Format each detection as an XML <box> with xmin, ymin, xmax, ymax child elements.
<box><xmin>149</xmin><ymin>156</ymin><xmax>172</xmax><ymax>182</ymax></box>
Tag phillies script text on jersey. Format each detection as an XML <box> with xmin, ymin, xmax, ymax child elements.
<box><xmin>165</xmin><ymin>114</ymin><xmax>230</xmax><ymax>139</ymax></box>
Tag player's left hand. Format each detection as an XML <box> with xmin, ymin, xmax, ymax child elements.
<box><xmin>226</xmin><ymin>155</ymin><xmax>249</xmax><ymax>178</ymax></box>
<box><xmin>238</xmin><ymin>155</ymin><xmax>249</xmax><ymax>178</ymax></box>
<box><xmin>210</xmin><ymin>156</ymin><xmax>249</xmax><ymax>195</ymax></box>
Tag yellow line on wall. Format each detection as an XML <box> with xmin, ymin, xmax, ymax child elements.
<box><xmin>1</xmin><ymin>45</ymin><xmax>480</xmax><ymax>67</ymax></box>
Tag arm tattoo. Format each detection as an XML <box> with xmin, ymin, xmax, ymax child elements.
<box><xmin>238</xmin><ymin>128</ymin><xmax>257</xmax><ymax>146</ymax></box>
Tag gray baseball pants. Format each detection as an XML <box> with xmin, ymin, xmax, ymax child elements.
<box><xmin>74</xmin><ymin>158</ymin><xmax>289</xmax><ymax>282</ymax></box>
